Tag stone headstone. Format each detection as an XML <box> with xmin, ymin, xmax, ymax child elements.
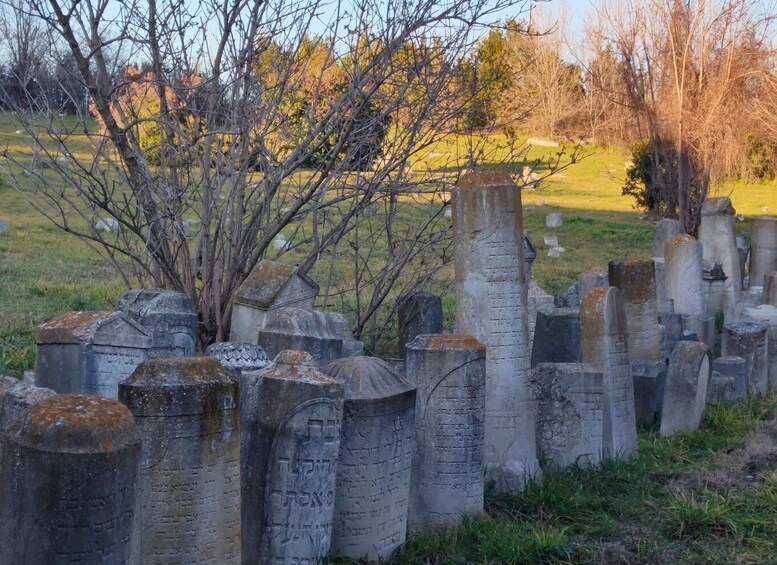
<box><xmin>764</xmin><ymin>271</ymin><xmax>777</xmax><ymax>306</ymax></box>
<box><xmin>554</xmin><ymin>281</ymin><xmax>580</xmax><ymax>308</ymax></box>
<box><xmin>230</xmin><ymin>261</ymin><xmax>319</xmax><ymax>344</ymax></box>
<box><xmin>543</xmin><ymin>234</ymin><xmax>558</xmax><ymax>247</ymax></box>
<box><xmin>532</xmin><ymin>363</ymin><xmax>603</xmax><ymax>470</ymax></box>
<box><xmin>0</xmin><ymin>377</ymin><xmax>55</xmax><ymax>432</ymax></box>
<box><xmin>528</xmin><ymin>280</ymin><xmax>555</xmax><ymax>352</ymax></box>
<box><xmin>204</xmin><ymin>342</ymin><xmax>271</xmax><ymax>373</ymax></box>
<box><xmin>397</xmin><ymin>291</ymin><xmax>443</xmax><ymax>357</ymax></box>
<box><xmin>0</xmin><ymin>395</ymin><xmax>140</xmax><ymax>564</ymax></box>
<box><xmin>722</xmin><ymin>321</ymin><xmax>769</xmax><ymax>395</ymax></box>
<box><xmin>652</xmin><ymin>218</ymin><xmax>683</xmax><ymax>259</ymax></box>
<box><xmin>36</xmin><ymin>311</ymin><xmax>151</xmax><ymax>399</ymax></box>
<box><xmin>119</xmin><ymin>358</ymin><xmax>241</xmax><ymax>564</ymax></box>
<box><xmin>654</xmin><ymin>257</ymin><xmax>668</xmax><ymax>314</ymax></box>
<box><xmin>452</xmin><ymin>171</ymin><xmax>540</xmax><ymax>490</ymax></box>
<box><xmin>739</xmin><ymin>305</ymin><xmax>777</xmax><ymax>391</ymax></box>
<box><xmin>578</xmin><ymin>268</ymin><xmax>608</xmax><ymax>304</ymax></box>
<box><xmin>405</xmin><ymin>335</ymin><xmax>485</xmax><ymax>532</ymax></box>
<box><xmin>580</xmin><ymin>286</ymin><xmax>638</xmax><ymax>459</ymax></box>
<box><xmin>664</xmin><ymin>234</ymin><xmax>705</xmax><ymax>318</ymax></box>
<box><xmin>608</xmin><ymin>259</ymin><xmax>660</xmax><ymax>363</ymax></box>
<box><xmin>632</xmin><ymin>360</ymin><xmax>667</xmax><ymax>427</ymax></box>
<box><xmin>660</xmin><ymin>341</ymin><xmax>710</xmax><ymax>437</ymax></box>
<box><xmin>328</xmin><ymin>312</ymin><xmax>365</xmax><ymax>357</ymax></box>
<box><xmin>545</xmin><ymin>213</ymin><xmax>563</xmax><ymax>228</ymax></box>
<box><xmin>524</xmin><ymin>232</ymin><xmax>537</xmax><ymax>280</ymax></box>
<box><xmin>239</xmin><ymin>350</ymin><xmax>343</xmax><ymax>564</ymax></box>
<box><xmin>736</xmin><ymin>232</ymin><xmax>750</xmax><ymax>288</ymax></box>
<box><xmin>95</xmin><ymin>217</ymin><xmax>119</xmax><ymax>233</ymax></box>
<box><xmin>530</xmin><ymin>307</ymin><xmax>581</xmax><ymax>368</ymax></box>
<box><xmin>702</xmin><ymin>261</ymin><xmax>727</xmax><ymax>316</ymax></box>
<box><xmin>324</xmin><ymin>357</ymin><xmax>415</xmax><ymax>561</ymax></box>
<box><xmin>698</xmin><ymin>197</ymin><xmax>741</xmax><ymax>297</ymax></box>
<box><xmin>750</xmin><ymin>216</ymin><xmax>777</xmax><ymax>289</ymax></box>
<box><xmin>706</xmin><ymin>356</ymin><xmax>748</xmax><ymax>405</ymax></box>
<box><xmin>548</xmin><ymin>246</ymin><xmax>566</xmax><ymax>257</ymax></box>
<box><xmin>117</xmin><ymin>288</ymin><xmax>198</xmax><ymax>358</ymax></box>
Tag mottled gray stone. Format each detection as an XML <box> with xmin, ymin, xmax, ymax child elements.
<box><xmin>580</xmin><ymin>287</ymin><xmax>638</xmax><ymax>459</ymax></box>
<box><xmin>0</xmin><ymin>395</ymin><xmax>140</xmax><ymax>565</ymax></box>
<box><xmin>239</xmin><ymin>350</ymin><xmax>343</xmax><ymax>565</ymax></box>
<box><xmin>452</xmin><ymin>171</ymin><xmax>540</xmax><ymax>491</ymax></box>
<box><xmin>119</xmin><ymin>358</ymin><xmax>241</xmax><ymax>565</ymax></box>
<box><xmin>328</xmin><ymin>312</ymin><xmax>365</xmax><ymax>357</ymax></box>
<box><xmin>702</xmin><ymin>261</ymin><xmax>727</xmax><ymax>316</ymax></box>
<box><xmin>609</xmin><ymin>259</ymin><xmax>660</xmax><ymax>363</ymax></box>
<box><xmin>36</xmin><ymin>311</ymin><xmax>151</xmax><ymax>399</ymax></box>
<box><xmin>739</xmin><ymin>305</ymin><xmax>777</xmax><ymax>390</ymax></box>
<box><xmin>545</xmin><ymin>213</ymin><xmax>563</xmax><ymax>227</ymax></box>
<box><xmin>554</xmin><ymin>282</ymin><xmax>580</xmax><ymax>308</ymax></box>
<box><xmin>230</xmin><ymin>261</ymin><xmax>319</xmax><ymax>344</ymax></box>
<box><xmin>722</xmin><ymin>322</ymin><xmax>769</xmax><ymax>396</ymax></box>
<box><xmin>204</xmin><ymin>342</ymin><xmax>271</xmax><ymax>373</ymax></box>
<box><xmin>749</xmin><ymin>216</ymin><xmax>777</xmax><ymax>289</ymax></box>
<box><xmin>0</xmin><ymin>377</ymin><xmax>55</xmax><ymax>432</ymax></box>
<box><xmin>699</xmin><ymin>197</ymin><xmax>741</xmax><ymax>298</ymax></box>
<box><xmin>682</xmin><ymin>314</ymin><xmax>717</xmax><ymax>353</ymax></box>
<box><xmin>665</xmin><ymin>234</ymin><xmax>705</xmax><ymax>317</ymax></box>
<box><xmin>324</xmin><ymin>357</ymin><xmax>415</xmax><ymax>561</ymax></box>
<box><xmin>706</xmin><ymin>356</ymin><xmax>748</xmax><ymax>405</ymax></box>
<box><xmin>578</xmin><ymin>269</ymin><xmax>608</xmax><ymax>304</ymax></box>
<box><xmin>528</xmin><ymin>280</ymin><xmax>556</xmax><ymax>352</ymax></box>
<box><xmin>532</xmin><ymin>363</ymin><xmax>603</xmax><ymax>469</ymax></box>
<box><xmin>117</xmin><ymin>288</ymin><xmax>198</xmax><ymax>358</ymax></box>
<box><xmin>632</xmin><ymin>360</ymin><xmax>667</xmax><ymax>427</ymax></box>
<box><xmin>652</xmin><ymin>219</ymin><xmax>683</xmax><ymax>259</ymax></box>
<box><xmin>397</xmin><ymin>291</ymin><xmax>443</xmax><ymax>357</ymax></box>
<box><xmin>737</xmin><ymin>232</ymin><xmax>750</xmax><ymax>288</ymax></box>
<box><xmin>764</xmin><ymin>271</ymin><xmax>777</xmax><ymax>306</ymax></box>
<box><xmin>654</xmin><ymin>258</ymin><xmax>668</xmax><ymax>314</ymax></box>
<box><xmin>530</xmin><ymin>307</ymin><xmax>581</xmax><ymax>368</ymax></box>
<box><xmin>660</xmin><ymin>341</ymin><xmax>710</xmax><ymax>437</ymax></box>
<box><xmin>405</xmin><ymin>335</ymin><xmax>485</xmax><ymax>532</ymax></box>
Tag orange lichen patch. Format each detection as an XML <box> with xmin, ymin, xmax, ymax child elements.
<box><xmin>124</xmin><ymin>357</ymin><xmax>235</xmax><ymax>386</ymax></box>
<box><xmin>413</xmin><ymin>334</ymin><xmax>486</xmax><ymax>351</ymax></box>
<box><xmin>37</xmin><ymin>311</ymin><xmax>113</xmax><ymax>331</ymax></box>
<box><xmin>580</xmin><ymin>286</ymin><xmax>611</xmax><ymax>319</ymax></box>
<box><xmin>11</xmin><ymin>394</ymin><xmax>140</xmax><ymax>453</ymax></box>
<box><xmin>36</xmin><ymin>311</ymin><xmax>116</xmax><ymax>344</ymax></box>
<box><xmin>670</xmin><ymin>233</ymin><xmax>697</xmax><ymax>245</ymax></box>
<box><xmin>455</xmin><ymin>171</ymin><xmax>516</xmax><ymax>189</ymax></box>
<box><xmin>264</xmin><ymin>351</ymin><xmax>341</xmax><ymax>384</ymax></box>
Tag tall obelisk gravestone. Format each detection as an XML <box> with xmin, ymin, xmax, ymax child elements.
<box><xmin>452</xmin><ymin>171</ymin><xmax>540</xmax><ymax>491</ymax></box>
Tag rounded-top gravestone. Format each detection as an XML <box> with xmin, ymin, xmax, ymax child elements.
<box><xmin>660</xmin><ymin>341</ymin><xmax>710</xmax><ymax>437</ymax></box>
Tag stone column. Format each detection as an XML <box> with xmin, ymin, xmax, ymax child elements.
<box><xmin>324</xmin><ymin>357</ymin><xmax>415</xmax><ymax>561</ymax></box>
<box><xmin>405</xmin><ymin>335</ymin><xmax>485</xmax><ymax>533</ymax></box>
<box><xmin>608</xmin><ymin>259</ymin><xmax>660</xmax><ymax>363</ymax></box>
<box><xmin>239</xmin><ymin>350</ymin><xmax>343</xmax><ymax>565</ymax></box>
<box><xmin>580</xmin><ymin>287</ymin><xmax>638</xmax><ymax>459</ymax></box>
<box><xmin>652</xmin><ymin>218</ymin><xmax>683</xmax><ymax>259</ymax></box>
<box><xmin>452</xmin><ymin>171</ymin><xmax>539</xmax><ymax>490</ymax></box>
<box><xmin>664</xmin><ymin>234</ymin><xmax>705</xmax><ymax>317</ymax></box>
<box><xmin>0</xmin><ymin>395</ymin><xmax>140</xmax><ymax>564</ymax></box>
<box><xmin>660</xmin><ymin>341</ymin><xmax>711</xmax><ymax>437</ymax></box>
<box><xmin>707</xmin><ymin>356</ymin><xmax>748</xmax><ymax>405</ymax></box>
<box><xmin>119</xmin><ymin>358</ymin><xmax>241</xmax><ymax>565</ymax></box>
<box><xmin>530</xmin><ymin>307</ymin><xmax>581</xmax><ymax>367</ymax></box>
<box><xmin>698</xmin><ymin>197</ymin><xmax>741</xmax><ymax>295</ymax></box>
<box><xmin>764</xmin><ymin>271</ymin><xmax>777</xmax><ymax>306</ymax></box>
<box><xmin>722</xmin><ymin>322</ymin><xmax>769</xmax><ymax>396</ymax></box>
<box><xmin>750</xmin><ymin>216</ymin><xmax>777</xmax><ymax>288</ymax></box>
<box><xmin>740</xmin><ymin>305</ymin><xmax>777</xmax><ymax>391</ymax></box>
<box><xmin>397</xmin><ymin>291</ymin><xmax>443</xmax><ymax>357</ymax></box>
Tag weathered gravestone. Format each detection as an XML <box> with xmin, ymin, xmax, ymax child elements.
<box><xmin>749</xmin><ymin>216</ymin><xmax>777</xmax><ymax>289</ymax></box>
<box><xmin>119</xmin><ymin>358</ymin><xmax>241</xmax><ymax>564</ymax></box>
<box><xmin>578</xmin><ymin>268</ymin><xmax>608</xmax><ymax>304</ymax></box>
<box><xmin>722</xmin><ymin>321</ymin><xmax>769</xmax><ymax>396</ymax></box>
<box><xmin>632</xmin><ymin>361</ymin><xmax>667</xmax><ymax>427</ymax></box>
<box><xmin>405</xmin><ymin>335</ymin><xmax>486</xmax><ymax>532</ymax></box>
<box><xmin>764</xmin><ymin>271</ymin><xmax>777</xmax><ymax>306</ymax></box>
<box><xmin>652</xmin><ymin>218</ymin><xmax>683</xmax><ymax>259</ymax></box>
<box><xmin>532</xmin><ymin>363</ymin><xmax>604</xmax><ymax>470</ymax></box>
<box><xmin>240</xmin><ymin>350</ymin><xmax>343</xmax><ymax>565</ymax></box>
<box><xmin>397</xmin><ymin>291</ymin><xmax>443</xmax><ymax>357</ymax></box>
<box><xmin>452</xmin><ymin>171</ymin><xmax>540</xmax><ymax>490</ymax></box>
<box><xmin>325</xmin><ymin>357</ymin><xmax>415</xmax><ymax>561</ymax></box>
<box><xmin>116</xmin><ymin>288</ymin><xmax>198</xmax><ymax>358</ymax></box>
<box><xmin>739</xmin><ymin>305</ymin><xmax>777</xmax><ymax>390</ymax></box>
<box><xmin>702</xmin><ymin>261</ymin><xmax>727</xmax><ymax>316</ymax></box>
<box><xmin>580</xmin><ymin>286</ymin><xmax>638</xmax><ymax>459</ymax></box>
<box><xmin>230</xmin><ymin>260</ymin><xmax>319</xmax><ymax>344</ymax></box>
<box><xmin>706</xmin><ymin>356</ymin><xmax>748</xmax><ymax>405</ymax></box>
<box><xmin>608</xmin><ymin>259</ymin><xmax>660</xmax><ymax>363</ymax></box>
<box><xmin>0</xmin><ymin>395</ymin><xmax>140</xmax><ymax>565</ymax></box>
<box><xmin>664</xmin><ymin>234</ymin><xmax>705</xmax><ymax>319</ymax></box>
<box><xmin>203</xmin><ymin>342</ymin><xmax>271</xmax><ymax>374</ymax></box>
<box><xmin>36</xmin><ymin>311</ymin><xmax>151</xmax><ymax>399</ymax></box>
<box><xmin>698</xmin><ymin>197</ymin><xmax>741</xmax><ymax>298</ymax></box>
<box><xmin>660</xmin><ymin>341</ymin><xmax>711</xmax><ymax>437</ymax></box>
<box><xmin>530</xmin><ymin>307</ymin><xmax>581</xmax><ymax>368</ymax></box>
<box><xmin>0</xmin><ymin>376</ymin><xmax>56</xmax><ymax>432</ymax></box>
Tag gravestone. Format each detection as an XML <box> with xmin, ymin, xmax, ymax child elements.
<box><xmin>706</xmin><ymin>356</ymin><xmax>748</xmax><ymax>405</ymax></box>
<box><xmin>203</xmin><ymin>342</ymin><xmax>271</xmax><ymax>374</ymax></box>
<box><xmin>632</xmin><ymin>360</ymin><xmax>667</xmax><ymax>427</ymax></box>
<box><xmin>532</xmin><ymin>363</ymin><xmax>603</xmax><ymax>470</ymax></box>
<box><xmin>736</xmin><ymin>232</ymin><xmax>750</xmax><ymax>288</ymax></box>
<box><xmin>608</xmin><ymin>259</ymin><xmax>660</xmax><ymax>363</ymax></box>
<box><xmin>530</xmin><ymin>307</ymin><xmax>581</xmax><ymax>368</ymax></box>
<box><xmin>698</xmin><ymin>197</ymin><xmax>741</xmax><ymax>297</ymax></box>
<box><xmin>660</xmin><ymin>341</ymin><xmax>711</xmax><ymax>437</ymax></box>
<box><xmin>397</xmin><ymin>291</ymin><xmax>443</xmax><ymax>357</ymax></box>
<box><xmin>545</xmin><ymin>213</ymin><xmax>563</xmax><ymax>227</ymax></box>
<box><xmin>652</xmin><ymin>218</ymin><xmax>683</xmax><ymax>259</ymax></box>
<box><xmin>578</xmin><ymin>268</ymin><xmax>608</xmax><ymax>303</ymax></box>
<box><xmin>452</xmin><ymin>171</ymin><xmax>540</xmax><ymax>490</ymax></box>
<box><xmin>117</xmin><ymin>288</ymin><xmax>198</xmax><ymax>358</ymax></box>
<box><xmin>722</xmin><ymin>322</ymin><xmax>769</xmax><ymax>396</ymax></box>
<box><xmin>240</xmin><ymin>350</ymin><xmax>343</xmax><ymax>565</ymax></box>
<box><xmin>749</xmin><ymin>216</ymin><xmax>777</xmax><ymax>289</ymax></box>
<box><xmin>702</xmin><ymin>261</ymin><xmax>727</xmax><ymax>316</ymax></box>
<box><xmin>405</xmin><ymin>335</ymin><xmax>485</xmax><ymax>532</ymax></box>
<box><xmin>739</xmin><ymin>305</ymin><xmax>777</xmax><ymax>390</ymax></box>
<box><xmin>324</xmin><ymin>357</ymin><xmax>415</xmax><ymax>561</ymax></box>
<box><xmin>0</xmin><ymin>395</ymin><xmax>140</xmax><ymax>565</ymax></box>
<box><xmin>328</xmin><ymin>312</ymin><xmax>365</xmax><ymax>357</ymax></box>
<box><xmin>554</xmin><ymin>281</ymin><xmax>580</xmax><ymax>308</ymax></box>
<box><xmin>580</xmin><ymin>286</ymin><xmax>638</xmax><ymax>459</ymax></box>
<box><xmin>528</xmin><ymin>280</ymin><xmax>556</xmax><ymax>351</ymax></box>
<box><xmin>230</xmin><ymin>260</ymin><xmax>319</xmax><ymax>344</ymax></box>
<box><xmin>524</xmin><ymin>233</ymin><xmax>537</xmax><ymax>280</ymax></box>
<box><xmin>0</xmin><ymin>377</ymin><xmax>55</xmax><ymax>431</ymax></box>
<box><xmin>654</xmin><ymin>258</ymin><xmax>668</xmax><ymax>313</ymax></box>
<box><xmin>764</xmin><ymin>271</ymin><xmax>777</xmax><ymax>306</ymax></box>
<box><xmin>119</xmin><ymin>358</ymin><xmax>241</xmax><ymax>564</ymax></box>
<box><xmin>36</xmin><ymin>311</ymin><xmax>151</xmax><ymax>399</ymax></box>
<box><xmin>664</xmin><ymin>234</ymin><xmax>705</xmax><ymax>317</ymax></box>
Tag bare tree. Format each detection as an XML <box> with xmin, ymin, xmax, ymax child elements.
<box><xmin>0</xmin><ymin>0</ymin><xmax>47</xmax><ymax>109</ymax></box>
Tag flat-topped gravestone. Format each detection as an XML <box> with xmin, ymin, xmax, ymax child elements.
<box><xmin>665</xmin><ymin>234</ymin><xmax>705</xmax><ymax>317</ymax></box>
<box><xmin>580</xmin><ymin>286</ymin><xmax>638</xmax><ymax>459</ymax></box>
<box><xmin>0</xmin><ymin>395</ymin><xmax>140</xmax><ymax>565</ymax></box>
<box><xmin>749</xmin><ymin>216</ymin><xmax>777</xmax><ymax>288</ymax></box>
<box><xmin>632</xmin><ymin>360</ymin><xmax>667</xmax><ymax>427</ymax></box>
<box><xmin>119</xmin><ymin>358</ymin><xmax>241</xmax><ymax>565</ymax></box>
<box><xmin>532</xmin><ymin>363</ymin><xmax>603</xmax><ymax>470</ymax></box>
<box><xmin>702</xmin><ymin>261</ymin><xmax>727</xmax><ymax>316</ymax></box>
<box><xmin>116</xmin><ymin>288</ymin><xmax>198</xmax><ymax>358</ymax></box>
<box><xmin>397</xmin><ymin>291</ymin><xmax>443</xmax><ymax>357</ymax></box>
<box><xmin>739</xmin><ymin>305</ymin><xmax>777</xmax><ymax>390</ymax></box>
<box><xmin>36</xmin><ymin>311</ymin><xmax>151</xmax><ymax>399</ymax></box>
<box><xmin>452</xmin><ymin>171</ymin><xmax>540</xmax><ymax>491</ymax></box>
<box><xmin>707</xmin><ymin>356</ymin><xmax>747</xmax><ymax>405</ymax></box>
<box><xmin>608</xmin><ymin>259</ymin><xmax>660</xmax><ymax>363</ymax></box>
<box><xmin>764</xmin><ymin>271</ymin><xmax>777</xmax><ymax>306</ymax></box>
<box><xmin>324</xmin><ymin>357</ymin><xmax>415</xmax><ymax>561</ymax></box>
<box><xmin>204</xmin><ymin>342</ymin><xmax>271</xmax><ymax>373</ymax></box>
<box><xmin>405</xmin><ymin>335</ymin><xmax>486</xmax><ymax>532</ymax></box>
<box><xmin>240</xmin><ymin>350</ymin><xmax>343</xmax><ymax>565</ymax></box>
<box><xmin>698</xmin><ymin>197</ymin><xmax>741</xmax><ymax>296</ymax></box>
<box><xmin>652</xmin><ymin>218</ymin><xmax>683</xmax><ymax>259</ymax></box>
<box><xmin>660</xmin><ymin>341</ymin><xmax>710</xmax><ymax>437</ymax></box>
<box><xmin>530</xmin><ymin>307</ymin><xmax>581</xmax><ymax>368</ymax></box>
<box><xmin>722</xmin><ymin>321</ymin><xmax>769</xmax><ymax>396</ymax></box>
<box><xmin>230</xmin><ymin>260</ymin><xmax>319</xmax><ymax>344</ymax></box>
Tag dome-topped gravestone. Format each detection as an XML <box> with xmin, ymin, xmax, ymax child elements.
<box><xmin>324</xmin><ymin>357</ymin><xmax>416</xmax><ymax>561</ymax></box>
<box><xmin>204</xmin><ymin>342</ymin><xmax>271</xmax><ymax>373</ymax></box>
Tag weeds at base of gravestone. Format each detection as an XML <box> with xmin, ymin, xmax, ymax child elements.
<box><xmin>0</xmin><ymin>345</ymin><xmax>34</xmax><ymax>377</ymax></box>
